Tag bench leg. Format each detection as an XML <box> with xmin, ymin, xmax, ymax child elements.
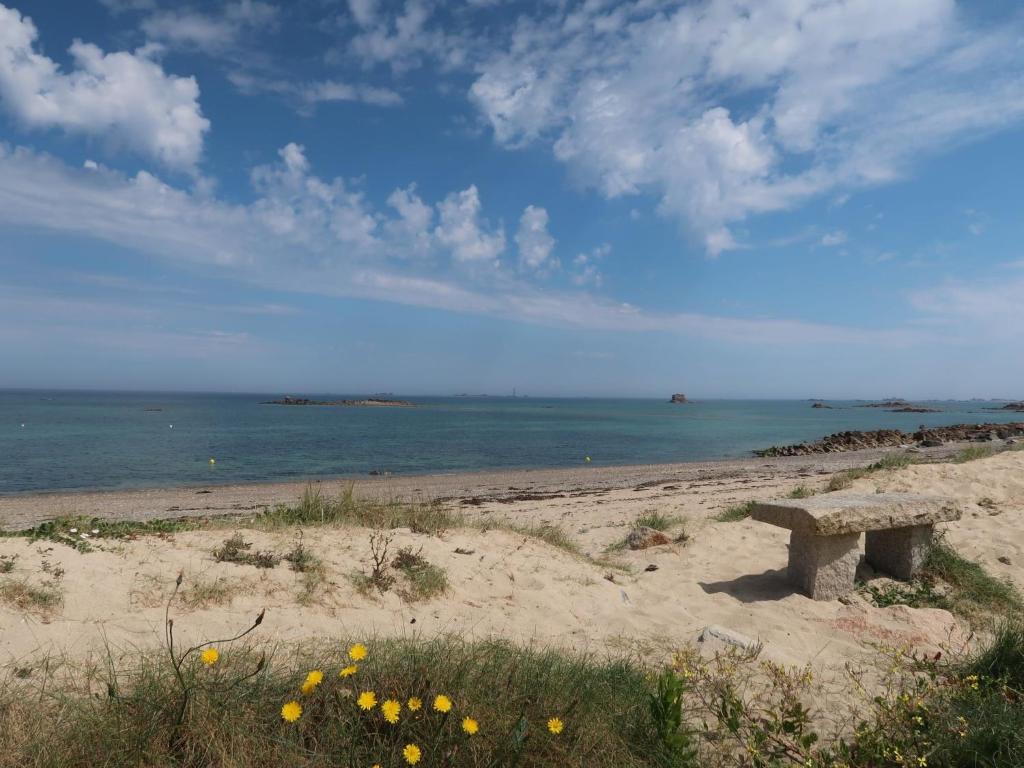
<box><xmin>865</xmin><ymin>524</ymin><xmax>933</xmax><ymax>580</ymax></box>
<box><xmin>787</xmin><ymin>530</ymin><xmax>860</xmax><ymax>601</ymax></box>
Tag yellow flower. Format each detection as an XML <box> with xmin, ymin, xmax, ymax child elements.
<box><xmin>357</xmin><ymin>691</ymin><xmax>377</xmax><ymax>710</ymax></box>
<box><xmin>433</xmin><ymin>694</ymin><xmax>452</xmax><ymax>713</ymax></box>
<box><xmin>200</xmin><ymin>647</ymin><xmax>219</xmax><ymax>666</ymax></box>
<box><xmin>402</xmin><ymin>744</ymin><xmax>422</xmax><ymax>765</ymax></box>
<box><xmin>349</xmin><ymin>643</ymin><xmax>368</xmax><ymax>661</ymax></box>
<box><xmin>462</xmin><ymin>717</ymin><xmax>479</xmax><ymax>735</ymax></box>
<box><xmin>340</xmin><ymin>664</ymin><xmax>358</xmax><ymax>678</ymax></box>
<box><xmin>407</xmin><ymin>696</ymin><xmax>422</xmax><ymax>711</ymax></box>
<box><xmin>918</xmin><ymin>758</ymin><xmax>928</xmax><ymax>767</ymax></box>
<box><xmin>281</xmin><ymin>701</ymin><xmax>302</xmax><ymax>722</ymax></box>
<box><xmin>547</xmin><ymin>717</ymin><xmax>564</xmax><ymax>735</ymax></box>
<box><xmin>381</xmin><ymin>699</ymin><xmax>401</xmax><ymax>724</ymax></box>
<box><xmin>301</xmin><ymin>669</ymin><xmax>324</xmax><ymax>694</ymax></box>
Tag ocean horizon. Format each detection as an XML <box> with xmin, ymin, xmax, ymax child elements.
<box><xmin>2</xmin><ymin>389</ymin><xmax>1020</xmax><ymax>495</ymax></box>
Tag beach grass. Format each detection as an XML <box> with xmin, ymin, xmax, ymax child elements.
<box><xmin>3</xmin><ymin>617</ymin><xmax>1023</xmax><ymax>768</ymax></box>
<box><xmin>713</xmin><ymin>500</ymin><xmax>756</xmax><ymax>522</ymax></box>
<box><xmin>825</xmin><ymin>451</ymin><xmax>920</xmax><ymax>492</ymax></box>
<box><xmin>634</xmin><ymin>511</ymin><xmax>683</xmax><ymax>531</ymax></box>
<box><xmin>952</xmin><ymin>445</ymin><xmax>996</xmax><ymax>464</ymax></box>
<box><xmin>862</xmin><ymin>536</ymin><xmax>1021</xmax><ymax>623</ymax></box>
<box><xmin>0</xmin><ymin>635</ymin><xmax>666</xmax><ymax>768</ymax></box>
<box><xmin>0</xmin><ymin>578</ymin><xmax>63</xmax><ymax>614</ymax></box>
<box><xmin>786</xmin><ymin>485</ymin><xmax>816</xmax><ymax>498</ymax></box>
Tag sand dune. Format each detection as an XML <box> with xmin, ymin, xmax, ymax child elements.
<box><xmin>1</xmin><ymin>450</ymin><xmax>1019</xmax><ymax>677</ymax></box>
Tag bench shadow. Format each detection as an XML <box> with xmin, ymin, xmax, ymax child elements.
<box><xmin>698</xmin><ymin>568</ymin><xmax>797</xmax><ymax>603</ymax></box>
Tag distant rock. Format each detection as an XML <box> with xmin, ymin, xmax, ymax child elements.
<box><xmin>887</xmin><ymin>406</ymin><xmax>941</xmax><ymax>413</ymax></box>
<box><xmin>669</xmin><ymin>393</ymin><xmax>689</xmax><ymax>404</ymax></box>
<box><xmin>263</xmin><ymin>395</ymin><xmax>415</xmax><ymax>407</ymax></box>
<box><xmin>811</xmin><ymin>402</ymin><xmax>833</xmax><ymax>409</ymax></box>
<box><xmin>627</xmin><ymin>526</ymin><xmax>671</xmax><ymax>550</ymax></box>
<box><xmin>855</xmin><ymin>399</ymin><xmax>910</xmax><ymax>408</ymax></box>
<box><xmin>989</xmin><ymin>401</ymin><xmax>1024</xmax><ymax>412</ymax></box>
<box><xmin>755</xmin><ymin>422</ymin><xmax>1024</xmax><ymax>456</ymax></box>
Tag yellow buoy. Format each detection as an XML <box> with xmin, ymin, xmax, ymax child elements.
<box><xmin>209</xmin><ymin>458</ymin><xmax>216</xmax><ymax>464</ymax></box>
<box><xmin>584</xmin><ymin>456</ymin><xmax>591</xmax><ymax>463</ymax></box>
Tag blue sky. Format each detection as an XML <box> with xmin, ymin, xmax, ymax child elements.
<box><xmin>1</xmin><ymin>0</ymin><xmax>1023</xmax><ymax>398</ymax></box>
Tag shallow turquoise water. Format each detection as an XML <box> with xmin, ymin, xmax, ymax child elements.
<box><xmin>0</xmin><ymin>391</ymin><xmax>1019</xmax><ymax>493</ymax></box>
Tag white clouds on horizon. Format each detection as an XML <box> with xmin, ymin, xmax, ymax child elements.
<box><xmin>0</xmin><ymin>3</ymin><xmax>209</xmax><ymax>171</ymax></box>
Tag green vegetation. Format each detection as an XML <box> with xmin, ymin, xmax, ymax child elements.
<box><xmin>391</xmin><ymin>546</ymin><xmax>449</xmax><ymax>602</ymax></box>
<box><xmin>786</xmin><ymin>485</ymin><xmax>815</xmax><ymax>499</ymax></box>
<box><xmin>0</xmin><ymin>578</ymin><xmax>63</xmax><ymax>614</ymax></box>
<box><xmin>500</xmin><ymin>522</ymin><xmax>583</xmax><ymax>556</ymax></box>
<box><xmin>713</xmin><ymin>500</ymin><xmax>756</xmax><ymax>522</ymax></box>
<box><xmin>952</xmin><ymin>445</ymin><xmax>996</xmax><ymax>464</ymax></box>
<box><xmin>178</xmin><ymin>577</ymin><xmax>241</xmax><ymax>610</ymax></box>
<box><xmin>862</xmin><ymin>536</ymin><xmax>1021</xmax><ymax>623</ymax></box>
<box><xmin>212</xmin><ymin>533</ymin><xmax>281</xmax><ymax>569</ymax></box>
<box><xmin>826</xmin><ymin>452</ymin><xmax>919</xmax><ymax>492</ymax></box>
<box><xmin>3</xmin><ymin>592</ymin><xmax>1022</xmax><ymax>768</ymax></box>
<box><xmin>635</xmin><ymin>511</ymin><xmax>683</xmax><ymax>531</ymax></box>
<box><xmin>258</xmin><ymin>484</ymin><xmax>460</xmax><ymax>536</ymax></box>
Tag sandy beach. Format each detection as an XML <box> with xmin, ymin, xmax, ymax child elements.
<box><xmin>0</xmin><ymin>440</ymin><xmax>977</xmax><ymax>531</ymax></box>
<box><xmin>2</xmin><ymin>442</ymin><xmax>1019</xmax><ymax>675</ymax></box>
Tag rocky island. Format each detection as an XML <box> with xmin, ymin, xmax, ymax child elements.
<box><xmin>669</xmin><ymin>393</ymin><xmax>689</xmax><ymax>403</ymax></box>
<box><xmin>262</xmin><ymin>395</ymin><xmax>415</xmax><ymax>407</ymax></box>
<box><xmin>853</xmin><ymin>399</ymin><xmax>940</xmax><ymax>413</ymax></box>
<box><xmin>989</xmin><ymin>402</ymin><xmax>1024</xmax><ymax>412</ymax></box>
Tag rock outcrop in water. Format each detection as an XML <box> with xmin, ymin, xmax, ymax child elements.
<box><xmin>755</xmin><ymin>422</ymin><xmax>1024</xmax><ymax>457</ymax></box>
<box><xmin>670</xmin><ymin>393</ymin><xmax>689</xmax><ymax>404</ymax></box>
<box><xmin>989</xmin><ymin>402</ymin><xmax>1024</xmax><ymax>412</ymax></box>
<box><xmin>263</xmin><ymin>396</ymin><xmax>415</xmax><ymax>407</ymax></box>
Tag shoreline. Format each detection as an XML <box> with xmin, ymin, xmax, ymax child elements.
<box><xmin>0</xmin><ymin>441</ymin><xmax>974</xmax><ymax>531</ymax></box>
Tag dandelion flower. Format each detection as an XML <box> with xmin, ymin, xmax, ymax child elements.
<box><xmin>281</xmin><ymin>701</ymin><xmax>302</xmax><ymax>722</ymax></box>
<box><xmin>301</xmin><ymin>670</ymin><xmax>324</xmax><ymax>695</ymax></box>
<box><xmin>407</xmin><ymin>696</ymin><xmax>422</xmax><ymax>711</ymax></box>
<box><xmin>339</xmin><ymin>664</ymin><xmax>358</xmax><ymax>678</ymax></box>
<box><xmin>462</xmin><ymin>717</ymin><xmax>479</xmax><ymax>735</ymax></box>
<box><xmin>357</xmin><ymin>691</ymin><xmax>377</xmax><ymax>710</ymax></box>
<box><xmin>547</xmin><ymin>717</ymin><xmax>564</xmax><ymax>735</ymax></box>
<box><xmin>402</xmin><ymin>744</ymin><xmax>422</xmax><ymax>765</ymax></box>
<box><xmin>381</xmin><ymin>699</ymin><xmax>401</xmax><ymax>724</ymax></box>
<box><xmin>433</xmin><ymin>694</ymin><xmax>452</xmax><ymax>713</ymax></box>
<box><xmin>200</xmin><ymin>647</ymin><xmax>219</xmax><ymax>666</ymax></box>
<box><xmin>349</xmin><ymin>643</ymin><xmax>368</xmax><ymax>661</ymax></box>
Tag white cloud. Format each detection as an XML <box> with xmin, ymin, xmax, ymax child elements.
<box><xmin>0</xmin><ymin>141</ymin><xmax>925</xmax><ymax>348</ymax></box>
<box><xmin>434</xmin><ymin>185</ymin><xmax>506</xmax><ymax>265</ymax></box>
<box><xmin>141</xmin><ymin>1</ymin><xmax>278</xmax><ymax>50</ymax></box>
<box><xmin>571</xmin><ymin>244</ymin><xmax>608</xmax><ymax>288</ymax></box>
<box><xmin>0</xmin><ymin>4</ymin><xmax>209</xmax><ymax>171</ymax></box>
<box><xmin>468</xmin><ymin>0</ymin><xmax>1024</xmax><ymax>253</ymax></box>
<box><xmin>228</xmin><ymin>71</ymin><xmax>403</xmax><ymax>112</ymax></box>
<box><xmin>515</xmin><ymin>205</ymin><xmax>556</xmax><ymax>271</ymax></box>
<box><xmin>820</xmin><ymin>231</ymin><xmax>848</xmax><ymax>247</ymax></box>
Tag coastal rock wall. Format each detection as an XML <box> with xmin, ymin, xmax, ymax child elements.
<box><xmin>755</xmin><ymin>422</ymin><xmax>1024</xmax><ymax>457</ymax></box>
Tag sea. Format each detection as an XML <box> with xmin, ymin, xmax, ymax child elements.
<box><xmin>1</xmin><ymin>390</ymin><xmax>1020</xmax><ymax>494</ymax></box>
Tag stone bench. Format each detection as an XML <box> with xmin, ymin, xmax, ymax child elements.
<box><xmin>751</xmin><ymin>493</ymin><xmax>962</xmax><ymax>600</ymax></box>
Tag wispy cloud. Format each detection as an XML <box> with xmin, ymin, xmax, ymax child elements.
<box><xmin>0</xmin><ymin>142</ymin><xmax>928</xmax><ymax>348</ymax></box>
